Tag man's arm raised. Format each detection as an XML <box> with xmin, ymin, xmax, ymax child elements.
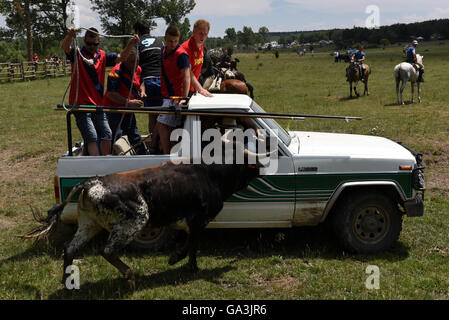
<box><xmin>116</xmin><ymin>35</ymin><xmax>140</xmax><ymax>64</ymax></box>
<box><xmin>62</xmin><ymin>28</ymin><xmax>78</xmax><ymax>55</ymax></box>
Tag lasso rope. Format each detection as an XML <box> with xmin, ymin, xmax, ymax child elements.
<box><xmin>112</xmin><ymin>42</ymin><xmax>140</xmax><ymax>148</ymax></box>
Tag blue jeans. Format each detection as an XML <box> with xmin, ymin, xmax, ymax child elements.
<box><xmin>74</xmin><ymin>112</ymin><xmax>112</xmax><ymax>144</ymax></box>
<box><xmin>108</xmin><ymin>113</ymin><xmax>147</xmax><ymax>155</ymax></box>
<box><xmin>143</xmin><ymin>77</ymin><xmax>162</xmax><ymax>107</ymax></box>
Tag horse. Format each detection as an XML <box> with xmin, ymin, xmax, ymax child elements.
<box><xmin>394</xmin><ymin>54</ymin><xmax>424</xmax><ymax>105</ymax></box>
<box><xmin>337</xmin><ymin>53</ymin><xmax>351</xmax><ymax>62</ymax></box>
<box><xmin>346</xmin><ymin>61</ymin><xmax>371</xmax><ymax>98</ymax></box>
<box><xmin>220</xmin><ymin>79</ymin><xmax>250</xmax><ymax>95</ymax></box>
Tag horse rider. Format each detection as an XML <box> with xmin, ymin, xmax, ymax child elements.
<box><xmin>351</xmin><ymin>46</ymin><xmax>366</xmax><ymax>81</ymax></box>
<box><xmin>219</xmin><ymin>48</ymin><xmax>231</xmax><ymax>69</ymax></box>
<box><xmin>406</xmin><ymin>40</ymin><xmax>424</xmax><ymax>82</ymax></box>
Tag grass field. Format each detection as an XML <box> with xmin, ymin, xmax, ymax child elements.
<box><xmin>0</xmin><ymin>42</ymin><xmax>448</xmax><ymax>300</ymax></box>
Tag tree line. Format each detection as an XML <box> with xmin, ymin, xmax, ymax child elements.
<box><xmin>206</xmin><ymin>19</ymin><xmax>449</xmax><ymax>51</ymax></box>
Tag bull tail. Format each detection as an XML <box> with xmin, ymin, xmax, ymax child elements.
<box><xmin>16</xmin><ymin>182</ymin><xmax>86</xmax><ymax>244</ymax></box>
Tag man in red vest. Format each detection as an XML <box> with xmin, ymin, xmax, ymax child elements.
<box><xmin>62</xmin><ymin>27</ymin><xmax>139</xmax><ymax>156</ymax></box>
<box><xmin>104</xmin><ymin>50</ymin><xmax>147</xmax><ymax>155</ymax></box>
<box><xmin>151</xmin><ymin>25</ymin><xmax>190</xmax><ymax>154</ymax></box>
<box><xmin>181</xmin><ymin>19</ymin><xmax>213</xmax><ymax>97</ymax></box>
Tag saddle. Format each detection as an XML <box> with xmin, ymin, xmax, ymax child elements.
<box><xmin>405</xmin><ymin>61</ymin><xmax>422</xmax><ymax>71</ymax></box>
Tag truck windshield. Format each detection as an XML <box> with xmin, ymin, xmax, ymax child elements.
<box><xmin>250</xmin><ymin>101</ymin><xmax>292</xmax><ymax>147</ymax></box>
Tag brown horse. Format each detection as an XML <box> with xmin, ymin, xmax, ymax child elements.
<box><xmin>346</xmin><ymin>62</ymin><xmax>371</xmax><ymax>98</ymax></box>
<box><xmin>220</xmin><ymin>79</ymin><xmax>250</xmax><ymax>95</ymax></box>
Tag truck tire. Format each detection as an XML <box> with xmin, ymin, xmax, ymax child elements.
<box><xmin>131</xmin><ymin>225</ymin><xmax>178</xmax><ymax>251</ymax></box>
<box><xmin>332</xmin><ymin>192</ymin><xmax>403</xmax><ymax>253</ymax></box>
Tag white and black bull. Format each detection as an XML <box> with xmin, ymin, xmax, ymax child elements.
<box><xmin>21</xmin><ymin>134</ymin><xmax>266</xmax><ymax>288</ymax></box>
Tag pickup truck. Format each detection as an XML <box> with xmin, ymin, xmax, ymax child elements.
<box><xmin>54</xmin><ymin>94</ymin><xmax>425</xmax><ymax>253</ymax></box>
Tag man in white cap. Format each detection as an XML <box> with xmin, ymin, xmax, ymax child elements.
<box><xmin>406</xmin><ymin>40</ymin><xmax>424</xmax><ymax>82</ymax></box>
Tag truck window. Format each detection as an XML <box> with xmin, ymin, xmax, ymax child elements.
<box><xmin>249</xmin><ymin>102</ymin><xmax>292</xmax><ymax>147</ymax></box>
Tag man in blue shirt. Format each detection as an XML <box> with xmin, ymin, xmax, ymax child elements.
<box><xmin>406</xmin><ymin>40</ymin><xmax>424</xmax><ymax>82</ymax></box>
<box><xmin>351</xmin><ymin>46</ymin><xmax>366</xmax><ymax>81</ymax></box>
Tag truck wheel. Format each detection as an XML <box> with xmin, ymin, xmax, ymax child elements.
<box><xmin>332</xmin><ymin>193</ymin><xmax>403</xmax><ymax>253</ymax></box>
<box><xmin>131</xmin><ymin>225</ymin><xmax>177</xmax><ymax>251</ymax></box>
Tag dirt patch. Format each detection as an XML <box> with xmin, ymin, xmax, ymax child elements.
<box><xmin>0</xmin><ymin>216</ymin><xmax>17</xmax><ymax>231</ymax></box>
<box><xmin>250</xmin><ymin>263</ymin><xmax>303</xmax><ymax>291</ymax></box>
<box><xmin>0</xmin><ymin>148</ymin><xmax>56</xmax><ymax>226</ymax></box>
<box><xmin>421</xmin><ymin>142</ymin><xmax>449</xmax><ymax>193</ymax></box>
<box><xmin>252</xmin><ymin>274</ymin><xmax>303</xmax><ymax>291</ymax></box>
<box><xmin>422</xmin><ymin>141</ymin><xmax>449</xmax><ymax>167</ymax></box>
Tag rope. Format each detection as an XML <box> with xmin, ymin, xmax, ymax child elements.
<box><xmin>80</xmin><ymin>27</ymin><xmax>133</xmax><ymax>39</ymax></box>
<box><xmin>112</xmin><ymin>43</ymin><xmax>140</xmax><ymax>149</ymax></box>
<box><xmin>61</xmin><ymin>37</ymin><xmax>80</xmax><ymax>111</ymax></box>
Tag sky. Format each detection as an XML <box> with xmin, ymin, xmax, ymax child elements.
<box><xmin>1</xmin><ymin>0</ymin><xmax>449</xmax><ymax>38</ymax></box>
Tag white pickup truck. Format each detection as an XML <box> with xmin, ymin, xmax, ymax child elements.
<box><xmin>54</xmin><ymin>94</ymin><xmax>425</xmax><ymax>253</ymax></box>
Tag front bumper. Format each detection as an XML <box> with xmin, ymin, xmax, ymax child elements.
<box><xmin>404</xmin><ymin>194</ymin><xmax>424</xmax><ymax>217</ymax></box>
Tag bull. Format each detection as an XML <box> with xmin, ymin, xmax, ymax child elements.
<box><xmin>20</xmin><ymin>131</ymin><xmax>267</xmax><ymax>288</ymax></box>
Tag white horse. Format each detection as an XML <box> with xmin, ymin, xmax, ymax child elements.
<box><xmin>394</xmin><ymin>54</ymin><xmax>424</xmax><ymax>105</ymax></box>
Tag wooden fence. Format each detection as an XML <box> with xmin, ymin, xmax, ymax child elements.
<box><xmin>0</xmin><ymin>60</ymin><xmax>71</xmax><ymax>83</ymax></box>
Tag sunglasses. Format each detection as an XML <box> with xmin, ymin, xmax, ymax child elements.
<box><xmin>86</xmin><ymin>41</ymin><xmax>100</xmax><ymax>46</ymax></box>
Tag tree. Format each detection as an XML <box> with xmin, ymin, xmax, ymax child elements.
<box><xmin>0</xmin><ymin>0</ymin><xmax>35</xmax><ymax>60</ymax></box>
<box><xmin>379</xmin><ymin>38</ymin><xmax>390</xmax><ymax>49</ymax></box>
<box><xmin>33</xmin><ymin>0</ymin><xmax>71</xmax><ymax>39</ymax></box>
<box><xmin>158</xmin><ymin>0</ymin><xmax>195</xmax><ymax>42</ymax></box>
<box><xmin>224</xmin><ymin>27</ymin><xmax>236</xmax><ymax>43</ymax></box>
<box><xmin>159</xmin><ymin>0</ymin><xmax>195</xmax><ymax>25</ymax></box>
<box><xmin>253</xmin><ymin>32</ymin><xmax>263</xmax><ymax>46</ymax></box>
<box><xmin>258</xmin><ymin>26</ymin><xmax>269</xmax><ymax>43</ymax></box>
<box><xmin>237</xmin><ymin>26</ymin><xmax>254</xmax><ymax>49</ymax></box>
<box><xmin>0</xmin><ymin>0</ymin><xmax>74</xmax><ymax>60</ymax></box>
<box><xmin>176</xmin><ymin>17</ymin><xmax>192</xmax><ymax>43</ymax></box>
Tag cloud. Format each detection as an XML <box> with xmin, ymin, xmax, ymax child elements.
<box><xmin>190</xmin><ymin>0</ymin><xmax>272</xmax><ymax>16</ymax></box>
<box><xmin>401</xmin><ymin>6</ymin><xmax>449</xmax><ymax>22</ymax></box>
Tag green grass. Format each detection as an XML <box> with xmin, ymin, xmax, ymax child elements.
<box><xmin>0</xmin><ymin>42</ymin><xmax>448</xmax><ymax>300</ymax></box>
